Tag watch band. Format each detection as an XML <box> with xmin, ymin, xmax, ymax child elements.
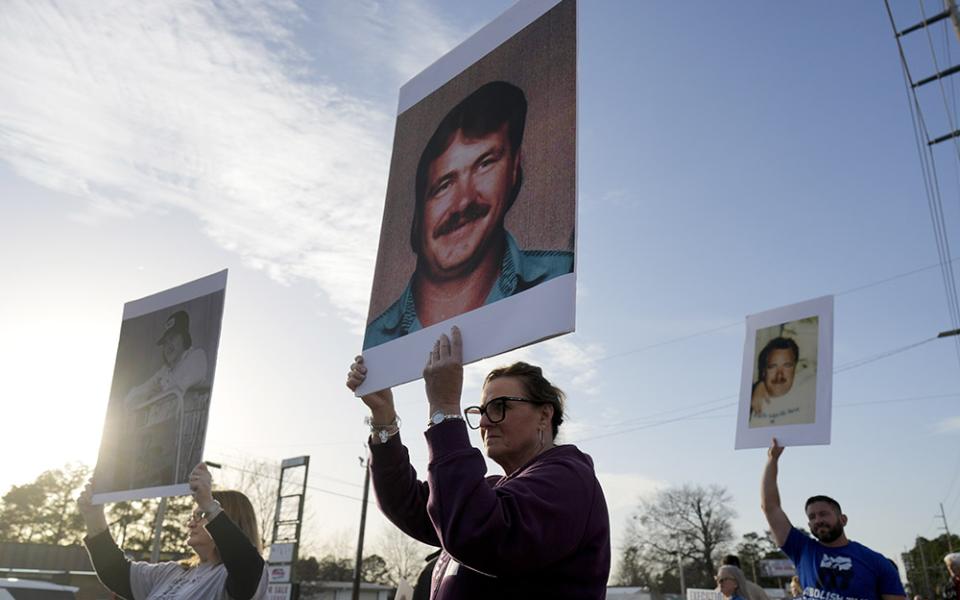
<box><xmin>200</xmin><ymin>499</ymin><xmax>222</xmax><ymax>520</ymax></box>
<box><xmin>429</xmin><ymin>410</ymin><xmax>464</xmax><ymax>427</ymax></box>
<box><xmin>365</xmin><ymin>414</ymin><xmax>401</xmax><ymax>444</ymax></box>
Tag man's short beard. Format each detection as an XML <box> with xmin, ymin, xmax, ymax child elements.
<box><xmin>813</xmin><ymin>522</ymin><xmax>844</xmax><ymax>544</ymax></box>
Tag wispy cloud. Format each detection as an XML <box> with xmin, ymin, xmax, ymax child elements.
<box><xmin>308</xmin><ymin>1</ymin><xmax>467</xmax><ymax>88</ymax></box>
<box><xmin>934</xmin><ymin>416</ymin><xmax>960</xmax><ymax>434</ymax></box>
<box><xmin>0</xmin><ymin>0</ymin><xmax>463</xmax><ymax>326</ymax></box>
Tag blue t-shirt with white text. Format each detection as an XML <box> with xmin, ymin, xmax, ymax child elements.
<box><xmin>781</xmin><ymin>527</ymin><xmax>904</xmax><ymax>600</ymax></box>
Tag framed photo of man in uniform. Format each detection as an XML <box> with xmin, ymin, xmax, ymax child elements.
<box><xmin>358</xmin><ymin>0</ymin><xmax>577</xmax><ymax>394</ymax></box>
<box><xmin>735</xmin><ymin>295</ymin><xmax>833</xmax><ymax>450</ymax></box>
<box><xmin>92</xmin><ymin>270</ymin><xmax>227</xmax><ymax>503</ymax></box>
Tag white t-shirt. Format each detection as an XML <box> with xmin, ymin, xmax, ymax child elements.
<box><xmin>125</xmin><ymin>347</ymin><xmax>209</xmax><ymax>407</ymax></box>
<box><xmin>129</xmin><ymin>560</ymin><xmax>267</xmax><ymax>600</ymax></box>
<box><xmin>749</xmin><ymin>371</ymin><xmax>816</xmax><ymax>427</ymax></box>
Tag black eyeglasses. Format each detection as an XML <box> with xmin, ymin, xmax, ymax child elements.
<box><xmin>463</xmin><ymin>396</ymin><xmax>544</xmax><ymax>429</ymax></box>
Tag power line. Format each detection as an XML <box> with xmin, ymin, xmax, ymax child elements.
<box><xmin>886</xmin><ymin>0</ymin><xmax>960</xmax><ymax>371</ymax></box>
<box><xmin>571</xmin><ymin>335</ymin><xmax>948</xmax><ymax>444</ymax></box>
<box><xmin>833</xmin><ymin>336</ymin><xmax>938</xmax><ymax>373</ymax></box>
<box><xmin>593</xmin><ymin>257</ymin><xmax>958</xmax><ymax>365</ymax></box>
<box><xmin>215</xmin><ymin>460</ymin><xmax>369</xmax><ymax>503</ymax></box>
<box><xmin>211</xmin><ymin>447</ymin><xmax>364</xmax><ymax>488</ymax></box>
<box><xmin>943</xmin><ymin>443</ymin><xmax>960</xmax><ymax>512</ymax></box>
<box><xmin>206</xmin><ymin>455</ymin><xmax>370</xmax><ymax>505</ymax></box>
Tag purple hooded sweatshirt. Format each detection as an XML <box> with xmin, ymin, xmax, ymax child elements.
<box><xmin>369</xmin><ymin>419</ymin><xmax>610</xmax><ymax>599</ymax></box>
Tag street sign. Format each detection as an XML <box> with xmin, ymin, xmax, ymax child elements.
<box><xmin>268</xmin><ymin>543</ymin><xmax>295</xmax><ymax>563</ymax></box>
<box><xmin>688</xmin><ymin>589</ymin><xmax>723</xmax><ymax>600</ymax></box>
<box><xmin>268</xmin><ymin>565</ymin><xmax>291</xmax><ymax>583</ymax></box>
<box><xmin>759</xmin><ymin>559</ymin><xmax>797</xmax><ymax>578</ymax></box>
<box><xmin>266</xmin><ymin>583</ymin><xmax>291</xmax><ymax>600</ymax></box>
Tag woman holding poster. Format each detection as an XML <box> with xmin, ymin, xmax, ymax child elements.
<box><xmin>346</xmin><ymin>327</ymin><xmax>611</xmax><ymax>599</ymax></box>
<box><xmin>79</xmin><ymin>463</ymin><xmax>267</xmax><ymax>600</ymax></box>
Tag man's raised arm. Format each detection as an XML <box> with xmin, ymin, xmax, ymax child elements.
<box><xmin>761</xmin><ymin>437</ymin><xmax>792</xmax><ymax>547</ymax></box>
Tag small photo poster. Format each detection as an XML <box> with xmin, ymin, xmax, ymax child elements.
<box><xmin>735</xmin><ymin>295</ymin><xmax>833</xmax><ymax>450</ymax></box>
<box><xmin>92</xmin><ymin>270</ymin><xmax>227</xmax><ymax>503</ymax></box>
<box><xmin>357</xmin><ymin>0</ymin><xmax>577</xmax><ymax>394</ymax></box>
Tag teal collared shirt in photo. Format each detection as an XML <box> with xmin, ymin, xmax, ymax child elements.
<box><xmin>363</xmin><ymin>231</ymin><xmax>573</xmax><ymax>350</ymax></box>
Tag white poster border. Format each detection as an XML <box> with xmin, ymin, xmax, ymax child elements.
<box><xmin>358</xmin><ymin>274</ymin><xmax>575</xmax><ymax>395</ymax></box>
<box><xmin>360</xmin><ymin>0</ymin><xmax>577</xmax><ymax>394</ymax></box>
<box><xmin>92</xmin><ymin>269</ymin><xmax>228</xmax><ymax>505</ymax></box>
<box><xmin>397</xmin><ymin>0</ymin><xmax>563</xmax><ymax>115</ymax></box>
<box><xmin>123</xmin><ymin>270</ymin><xmax>228</xmax><ymax>319</ymax></box>
<box><xmin>734</xmin><ymin>295</ymin><xmax>834</xmax><ymax>450</ymax></box>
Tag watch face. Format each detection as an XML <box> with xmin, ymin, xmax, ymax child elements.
<box><xmin>378</xmin><ymin>429</ymin><xmax>389</xmax><ymax>443</ymax></box>
<box><xmin>431</xmin><ymin>411</ymin><xmax>444</xmax><ymax>424</ymax></box>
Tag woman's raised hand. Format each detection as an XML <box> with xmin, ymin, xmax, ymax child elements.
<box><xmin>423</xmin><ymin>326</ymin><xmax>463</xmax><ymax>414</ymax></box>
<box><xmin>189</xmin><ymin>462</ymin><xmax>214</xmax><ymax>508</ymax></box>
<box><xmin>347</xmin><ymin>355</ymin><xmax>396</xmax><ymax>424</ymax></box>
<box><xmin>77</xmin><ymin>479</ymin><xmax>108</xmax><ymax>536</ymax></box>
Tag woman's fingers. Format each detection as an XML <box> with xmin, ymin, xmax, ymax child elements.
<box><xmin>450</xmin><ymin>326</ymin><xmax>462</xmax><ymax>362</ymax></box>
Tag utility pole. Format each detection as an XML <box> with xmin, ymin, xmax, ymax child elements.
<box><xmin>150</xmin><ymin>497</ymin><xmax>168</xmax><ymax>563</ymax></box>
<box><xmin>352</xmin><ymin>457</ymin><xmax>371</xmax><ymax>600</ymax></box>
<box><xmin>677</xmin><ymin>552</ymin><xmax>686</xmax><ymax>598</ymax></box>
<box><xmin>938</xmin><ymin>503</ymin><xmax>955</xmax><ymax>552</ymax></box>
<box><xmin>918</xmin><ymin>537</ymin><xmax>933</xmax><ymax>600</ymax></box>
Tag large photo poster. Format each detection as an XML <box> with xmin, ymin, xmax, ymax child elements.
<box><xmin>358</xmin><ymin>0</ymin><xmax>577</xmax><ymax>394</ymax></box>
<box><xmin>735</xmin><ymin>295</ymin><xmax>834</xmax><ymax>450</ymax></box>
<box><xmin>92</xmin><ymin>270</ymin><xmax>227</xmax><ymax>503</ymax></box>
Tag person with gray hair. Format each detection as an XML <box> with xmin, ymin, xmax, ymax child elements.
<box><xmin>720</xmin><ymin>555</ymin><xmax>770</xmax><ymax>600</ymax></box>
<box><xmin>717</xmin><ymin>565</ymin><xmax>756</xmax><ymax>600</ymax></box>
<box><xmin>944</xmin><ymin>553</ymin><xmax>960</xmax><ymax>600</ymax></box>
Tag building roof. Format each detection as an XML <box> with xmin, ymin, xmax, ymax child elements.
<box><xmin>0</xmin><ymin>542</ymin><xmax>93</xmax><ymax>572</ymax></box>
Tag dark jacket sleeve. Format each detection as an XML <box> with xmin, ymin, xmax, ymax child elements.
<box><xmin>205</xmin><ymin>511</ymin><xmax>265</xmax><ymax>600</ymax></box>
<box><xmin>83</xmin><ymin>529</ymin><xmax>135</xmax><ymax>600</ymax></box>
<box><xmin>424</xmin><ymin>420</ymin><xmax>599</xmax><ymax>577</ymax></box>
<box><xmin>368</xmin><ymin>433</ymin><xmax>442</xmax><ymax>547</ymax></box>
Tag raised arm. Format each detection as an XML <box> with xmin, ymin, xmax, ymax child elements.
<box><xmin>79</xmin><ymin>481</ymin><xmax>135</xmax><ymax>600</ymax></box>
<box><xmin>347</xmin><ymin>355</ymin><xmax>440</xmax><ymax>546</ymax></box>
<box><xmin>190</xmin><ymin>463</ymin><xmax>265</xmax><ymax>600</ymax></box>
<box><xmin>761</xmin><ymin>438</ymin><xmax>792</xmax><ymax>547</ymax></box>
<box><xmin>205</xmin><ymin>511</ymin><xmax>265</xmax><ymax>600</ymax></box>
<box><xmin>420</xmin><ymin>328</ymin><xmax>606</xmax><ymax>575</ymax></box>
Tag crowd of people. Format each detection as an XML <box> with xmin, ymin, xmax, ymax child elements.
<box><xmin>76</xmin><ymin>324</ymin><xmax>958</xmax><ymax>599</ymax></box>
<box><xmin>75</xmin><ymin>316</ymin><xmax>958</xmax><ymax>600</ymax></box>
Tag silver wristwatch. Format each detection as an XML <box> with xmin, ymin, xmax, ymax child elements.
<box><xmin>429</xmin><ymin>409</ymin><xmax>464</xmax><ymax>427</ymax></box>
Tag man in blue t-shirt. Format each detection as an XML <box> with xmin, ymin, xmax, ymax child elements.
<box><xmin>761</xmin><ymin>438</ymin><xmax>905</xmax><ymax>600</ymax></box>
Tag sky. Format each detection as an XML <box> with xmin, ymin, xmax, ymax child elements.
<box><xmin>2</xmin><ymin>0</ymin><xmax>960</xmax><ymax>584</ymax></box>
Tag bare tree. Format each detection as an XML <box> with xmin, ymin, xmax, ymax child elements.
<box><xmin>219</xmin><ymin>458</ymin><xmax>280</xmax><ymax>549</ymax></box>
<box><xmin>623</xmin><ymin>483</ymin><xmax>736</xmax><ymax>589</ymax></box>
<box><xmin>375</xmin><ymin>525</ymin><xmax>434</xmax><ymax>587</ymax></box>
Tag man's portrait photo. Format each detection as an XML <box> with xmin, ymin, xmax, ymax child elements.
<box><xmin>748</xmin><ymin>317</ymin><xmax>818</xmax><ymax>428</ymax></box>
<box><xmin>364</xmin><ymin>80</ymin><xmax>573</xmax><ymax>349</ymax></box>
<box><xmin>93</xmin><ymin>271</ymin><xmax>226</xmax><ymax>503</ymax></box>
<box><xmin>735</xmin><ymin>295</ymin><xmax>834</xmax><ymax>450</ymax></box>
<box><xmin>359</xmin><ymin>0</ymin><xmax>576</xmax><ymax>393</ymax></box>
